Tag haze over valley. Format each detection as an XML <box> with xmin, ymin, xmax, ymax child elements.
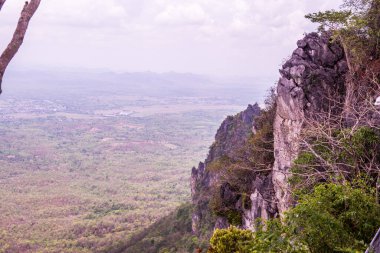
<box><xmin>1</xmin><ymin>0</ymin><xmax>379</xmax><ymax>252</ymax></box>
<box><xmin>0</xmin><ymin>70</ymin><xmax>267</xmax><ymax>251</ymax></box>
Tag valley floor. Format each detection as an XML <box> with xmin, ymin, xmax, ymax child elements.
<box><xmin>0</xmin><ymin>95</ymin><xmax>245</xmax><ymax>252</ymax></box>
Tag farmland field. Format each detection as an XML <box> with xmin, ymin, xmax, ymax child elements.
<box><xmin>0</xmin><ymin>71</ymin><xmax>264</xmax><ymax>252</ymax></box>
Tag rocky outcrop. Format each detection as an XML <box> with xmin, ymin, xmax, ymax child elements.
<box><xmin>242</xmin><ymin>174</ymin><xmax>277</xmax><ymax>230</ymax></box>
<box><xmin>366</xmin><ymin>228</ymin><xmax>380</xmax><ymax>253</ymax></box>
<box><xmin>190</xmin><ymin>32</ymin><xmax>348</xmax><ymax>238</ymax></box>
<box><xmin>191</xmin><ymin>104</ymin><xmax>262</xmax><ymax>234</ymax></box>
<box><xmin>273</xmin><ymin>32</ymin><xmax>347</xmax><ymax>213</ymax></box>
<box><xmin>206</xmin><ymin>104</ymin><xmax>261</xmax><ymax>164</ymax></box>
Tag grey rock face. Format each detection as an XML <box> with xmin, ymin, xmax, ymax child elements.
<box><xmin>191</xmin><ymin>104</ymin><xmax>261</xmax><ymax>234</ymax></box>
<box><xmin>273</xmin><ymin>32</ymin><xmax>347</xmax><ymax>213</ymax></box>
<box><xmin>206</xmin><ymin>104</ymin><xmax>261</xmax><ymax>164</ymax></box>
<box><xmin>191</xmin><ymin>32</ymin><xmax>348</xmax><ymax>238</ymax></box>
<box><xmin>242</xmin><ymin>174</ymin><xmax>277</xmax><ymax>230</ymax></box>
<box><xmin>366</xmin><ymin>228</ymin><xmax>380</xmax><ymax>253</ymax></box>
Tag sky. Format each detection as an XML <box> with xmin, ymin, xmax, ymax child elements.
<box><xmin>0</xmin><ymin>0</ymin><xmax>342</xmax><ymax>78</ymax></box>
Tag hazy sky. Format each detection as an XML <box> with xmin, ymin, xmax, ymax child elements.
<box><xmin>0</xmin><ymin>0</ymin><xmax>342</xmax><ymax>77</ymax></box>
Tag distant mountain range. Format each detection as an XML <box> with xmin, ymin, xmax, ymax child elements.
<box><xmin>2</xmin><ymin>69</ymin><xmax>274</xmax><ymax>104</ymax></box>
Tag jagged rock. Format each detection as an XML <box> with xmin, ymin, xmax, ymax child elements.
<box><xmin>273</xmin><ymin>32</ymin><xmax>347</xmax><ymax>213</ymax></box>
<box><xmin>206</xmin><ymin>104</ymin><xmax>261</xmax><ymax>164</ymax></box>
<box><xmin>191</xmin><ymin>104</ymin><xmax>261</xmax><ymax>234</ymax></box>
<box><xmin>190</xmin><ymin>32</ymin><xmax>348</xmax><ymax>239</ymax></box>
<box><xmin>220</xmin><ymin>183</ymin><xmax>238</xmax><ymax>206</ymax></box>
<box><xmin>366</xmin><ymin>228</ymin><xmax>380</xmax><ymax>253</ymax></box>
<box><xmin>214</xmin><ymin>217</ymin><xmax>229</xmax><ymax>230</ymax></box>
<box><xmin>242</xmin><ymin>174</ymin><xmax>277</xmax><ymax>230</ymax></box>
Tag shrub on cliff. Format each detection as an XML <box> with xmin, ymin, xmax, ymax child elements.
<box><xmin>208</xmin><ymin>221</ymin><xmax>307</xmax><ymax>253</ymax></box>
<box><xmin>242</xmin><ymin>87</ymin><xmax>276</xmax><ymax>172</ymax></box>
<box><xmin>208</xmin><ymin>183</ymin><xmax>380</xmax><ymax>253</ymax></box>
<box><xmin>290</xmin><ymin>126</ymin><xmax>380</xmax><ymax>197</ymax></box>
<box><xmin>286</xmin><ymin>183</ymin><xmax>380</xmax><ymax>252</ymax></box>
<box><xmin>208</xmin><ymin>226</ymin><xmax>254</xmax><ymax>253</ymax></box>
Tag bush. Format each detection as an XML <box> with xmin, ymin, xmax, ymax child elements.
<box><xmin>208</xmin><ymin>221</ymin><xmax>307</xmax><ymax>253</ymax></box>
<box><xmin>286</xmin><ymin>183</ymin><xmax>380</xmax><ymax>252</ymax></box>
<box><xmin>208</xmin><ymin>226</ymin><xmax>254</xmax><ymax>253</ymax></box>
<box><xmin>208</xmin><ymin>183</ymin><xmax>380</xmax><ymax>253</ymax></box>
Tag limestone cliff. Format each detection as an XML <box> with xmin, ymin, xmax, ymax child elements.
<box><xmin>273</xmin><ymin>32</ymin><xmax>347</xmax><ymax>213</ymax></box>
<box><xmin>191</xmin><ymin>104</ymin><xmax>265</xmax><ymax>234</ymax></box>
<box><xmin>190</xmin><ymin>32</ymin><xmax>348</xmax><ymax>235</ymax></box>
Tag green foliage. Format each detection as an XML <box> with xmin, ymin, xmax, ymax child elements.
<box><xmin>208</xmin><ymin>226</ymin><xmax>254</xmax><ymax>253</ymax></box>
<box><xmin>0</xmin><ymin>96</ymin><xmax>239</xmax><ymax>252</ymax></box>
<box><xmin>246</xmin><ymin>219</ymin><xmax>308</xmax><ymax>253</ymax></box>
<box><xmin>209</xmin><ymin>183</ymin><xmax>380</xmax><ymax>253</ymax></box>
<box><xmin>340</xmin><ymin>127</ymin><xmax>380</xmax><ymax>170</ymax></box>
<box><xmin>209</xmin><ymin>186</ymin><xmax>243</xmax><ymax>226</ymax></box>
<box><xmin>286</xmin><ymin>183</ymin><xmax>380</xmax><ymax>252</ymax></box>
<box><xmin>244</xmin><ymin>87</ymin><xmax>276</xmax><ymax>172</ymax></box>
<box><xmin>206</xmin><ymin>156</ymin><xmax>232</xmax><ymax>173</ymax></box>
<box><xmin>208</xmin><ymin>89</ymin><xmax>277</xmax><ymax>228</ymax></box>
<box><xmin>289</xmin><ymin>151</ymin><xmax>320</xmax><ymax>194</ymax></box>
<box><xmin>208</xmin><ymin>4</ymin><xmax>380</xmax><ymax>253</ymax></box>
<box><xmin>306</xmin><ymin>0</ymin><xmax>380</xmax><ymax>65</ymax></box>
<box><xmin>123</xmin><ymin>203</ymin><xmax>200</xmax><ymax>253</ymax></box>
<box><xmin>224</xmin><ymin>210</ymin><xmax>242</xmax><ymax>226</ymax></box>
<box><xmin>305</xmin><ymin>10</ymin><xmax>352</xmax><ymax>31</ymax></box>
<box><xmin>208</xmin><ymin>221</ymin><xmax>307</xmax><ymax>253</ymax></box>
<box><xmin>287</xmin><ymin>127</ymin><xmax>380</xmax><ymax>252</ymax></box>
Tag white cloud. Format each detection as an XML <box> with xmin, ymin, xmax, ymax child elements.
<box><xmin>40</xmin><ymin>0</ymin><xmax>127</xmax><ymax>27</ymax></box>
<box><xmin>155</xmin><ymin>3</ymin><xmax>211</xmax><ymax>26</ymax></box>
<box><xmin>0</xmin><ymin>0</ymin><xmax>343</xmax><ymax>77</ymax></box>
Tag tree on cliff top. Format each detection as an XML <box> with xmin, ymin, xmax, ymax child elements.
<box><xmin>0</xmin><ymin>0</ymin><xmax>41</xmax><ymax>94</ymax></box>
<box><xmin>302</xmin><ymin>0</ymin><xmax>380</xmax><ymax>199</ymax></box>
<box><xmin>306</xmin><ymin>0</ymin><xmax>380</xmax><ymax>139</ymax></box>
<box><xmin>306</xmin><ymin>0</ymin><xmax>380</xmax><ymax>68</ymax></box>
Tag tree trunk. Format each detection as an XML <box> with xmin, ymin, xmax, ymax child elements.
<box><xmin>0</xmin><ymin>0</ymin><xmax>6</xmax><ymax>11</ymax></box>
<box><xmin>0</xmin><ymin>0</ymin><xmax>41</xmax><ymax>94</ymax></box>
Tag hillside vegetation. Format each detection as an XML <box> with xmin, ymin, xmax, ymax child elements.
<box><xmin>42</xmin><ymin>0</ymin><xmax>380</xmax><ymax>251</ymax></box>
<box><xmin>0</xmin><ymin>93</ymin><xmax>247</xmax><ymax>252</ymax></box>
<box><xmin>131</xmin><ymin>1</ymin><xmax>380</xmax><ymax>252</ymax></box>
<box><xmin>208</xmin><ymin>0</ymin><xmax>380</xmax><ymax>252</ymax></box>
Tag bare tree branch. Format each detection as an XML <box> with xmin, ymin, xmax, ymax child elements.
<box><xmin>0</xmin><ymin>0</ymin><xmax>41</xmax><ymax>94</ymax></box>
<box><xmin>0</xmin><ymin>0</ymin><xmax>6</xmax><ymax>11</ymax></box>
<box><xmin>291</xmin><ymin>81</ymin><xmax>380</xmax><ymax>191</ymax></box>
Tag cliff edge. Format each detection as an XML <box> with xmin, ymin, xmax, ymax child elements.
<box><xmin>190</xmin><ymin>32</ymin><xmax>348</xmax><ymax>236</ymax></box>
